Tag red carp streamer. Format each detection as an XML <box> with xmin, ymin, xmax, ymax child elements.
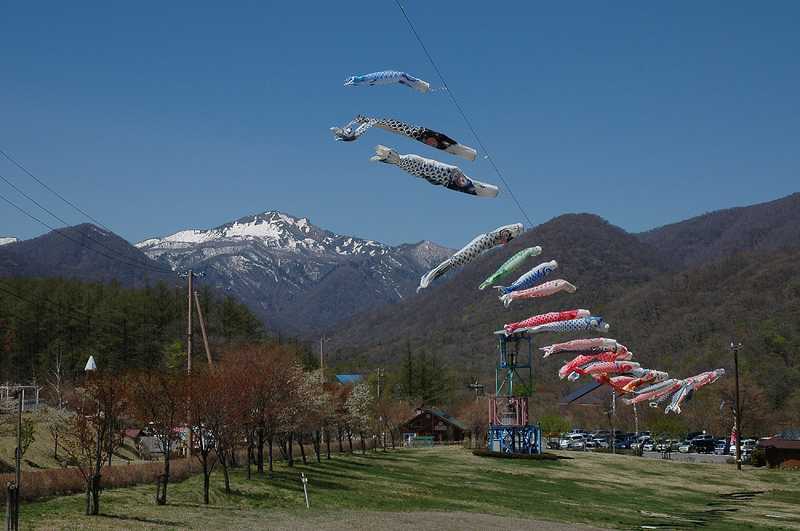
<box><xmin>540</xmin><ymin>337</ymin><xmax>622</xmax><ymax>358</ymax></box>
<box><xmin>504</xmin><ymin>309</ymin><xmax>590</xmax><ymax>335</ymax></box>
<box><xmin>558</xmin><ymin>350</ymin><xmax>633</xmax><ymax>380</ymax></box>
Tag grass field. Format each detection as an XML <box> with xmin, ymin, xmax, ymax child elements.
<box><xmin>0</xmin><ymin>413</ymin><xmax>140</xmax><ymax>471</ymax></box>
<box><xmin>7</xmin><ymin>447</ymin><xmax>800</xmax><ymax>530</ymax></box>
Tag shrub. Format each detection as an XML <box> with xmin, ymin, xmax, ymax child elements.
<box><xmin>750</xmin><ymin>448</ymin><xmax>767</xmax><ymax>467</ymax></box>
<box><xmin>0</xmin><ymin>459</ymin><xmax>203</xmax><ymax>503</ymax></box>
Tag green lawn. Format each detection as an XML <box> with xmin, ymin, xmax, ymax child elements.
<box><xmin>8</xmin><ymin>447</ymin><xmax>800</xmax><ymax>530</ymax></box>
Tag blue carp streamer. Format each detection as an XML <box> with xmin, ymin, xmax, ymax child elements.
<box><xmin>495</xmin><ymin>260</ymin><xmax>557</xmax><ymax>295</ymax></box>
<box><xmin>344</xmin><ymin>71</ymin><xmax>430</xmax><ymax>93</ymax></box>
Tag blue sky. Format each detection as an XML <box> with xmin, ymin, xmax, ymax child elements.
<box><xmin>1</xmin><ymin>1</ymin><xmax>798</xmax><ymax>248</ymax></box>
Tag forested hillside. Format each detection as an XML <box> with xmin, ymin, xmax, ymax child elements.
<box><xmin>639</xmin><ymin>192</ymin><xmax>800</xmax><ymax>268</ymax></box>
<box><xmin>0</xmin><ymin>278</ymin><xmax>264</xmax><ymax>382</ymax></box>
<box><xmin>327</xmin><ymin>213</ymin><xmax>800</xmax><ymax>433</ymax></box>
<box><xmin>0</xmin><ymin>224</ymin><xmax>172</xmax><ymax>286</ymax></box>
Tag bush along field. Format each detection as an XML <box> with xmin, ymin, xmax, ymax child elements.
<box><xmin>5</xmin><ymin>446</ymin><xmax>800</xmax><ymax>530</ymax></box>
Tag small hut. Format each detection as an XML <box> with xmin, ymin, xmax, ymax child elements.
<box><xmin>758</xmin><ymin>429</ymin><xmax>800</xmax><ymax>469</ymax></box>
<box><xmin>400</xmin><ymin>407</ymin><xmax>466</xmax><ymax>443</ymax></box>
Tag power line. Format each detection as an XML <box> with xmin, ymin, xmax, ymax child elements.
<box><xmin>0</xmin><ymin>147</ymin><xmax>112</xmax><ymax>233</ymax></box>
<box><xmin>0</xmin><ymin>185</ymin><xmax>171</xmax><ymax>274</ymax></box>
<box><xmin>392</xmin><ymin>0</ymin><xmax>534</xmax><ymax>228</ymax></box>
<box><xmin>0</xmin><ymin>149</ymin><xmax>171</xmax><ymax>273</ymax></box>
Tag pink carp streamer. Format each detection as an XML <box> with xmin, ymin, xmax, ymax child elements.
<box><xmin>559</xmin><ymin>351</ymin><xmax>633</xmax><ymax>380</ymax></box>
<box><xmin>540</xmin><ymin>337</ymin><xmax>621</xmax><ymax>358</ymax></box>
<box><xmin>573</xmin><ymin>360</ymin><xmax>640</xmax><ymax>377</ymax></box>
<box><xmin>665</xmin><ymin>369</ymin><xmax>725</xmax><ymax>414</ymax></box>
<box><xmin>503</xmin><ymin>309</ymin><xmax>589</xmax><ymax>336</ymax></box>
<box><xmin>592</xmin><ymin>370</ymin><xmax>669</xmax><ymax>393</ymax></box>
<box><xmin>500</xmin><ymin>279</ymin><xmax>576</xmax><ymax>308</ymax></box>
<box><xmin>623</xmin><ymin>379</ymin><xmax>682</xmax><ymax>405</ymax></box>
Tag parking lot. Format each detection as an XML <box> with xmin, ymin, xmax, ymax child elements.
<box><xmin>640</xmin><ymin>450</ymin><xmax>731</xmax><ymax>464</ymax></box>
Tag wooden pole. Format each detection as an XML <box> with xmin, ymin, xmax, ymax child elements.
<box><xmin>193</xmin><ymin>291</ymin><xmax>213</xmax><ymax>367</ymax></box>
<box><xmin>187</xmin><ymin>271</ymin><xmax>193</xmax><ymax>375</ymax></box>
<box><xmin>186</xmin><ymin>271</ymin><xmax>193</xmax><ymax>460</ymax></box>
<box><xmin>732</xmin><ymin>341</ymin><xmax>742</xmax><ymax>471</ymax></box>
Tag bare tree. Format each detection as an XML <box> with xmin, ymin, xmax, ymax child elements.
<box><xmin>54</xmin><ymin>373</ymin><xmax>127</xmax><ymax>515</ymax></box>
<box><xmin>127</xmin><ymin>371</ymin><xmax>187</xmax><ymax>505</ymax></box>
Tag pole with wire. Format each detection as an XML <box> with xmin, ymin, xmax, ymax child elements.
<box><xmin>731</xmin><ymin>340</ymin><xmax>743</xmax><ymax>470</ymax></box>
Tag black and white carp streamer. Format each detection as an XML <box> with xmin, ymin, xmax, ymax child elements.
<box><xmin>332</xmin><ymin>115</ymin><xmax>477</xmax><ymax>161</ymax></box>
<box><xmin>418</xmin><ymin>224</ymin><xmax>523</xmax><ymax>291</ymax></box>
<box><xmin>370</xmin><ymin>145</ymin><xmax>498</xmax><ymax>198</ymax></box>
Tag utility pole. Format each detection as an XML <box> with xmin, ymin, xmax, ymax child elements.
<box><xmin>5</xmin><ymin>387</ymin><xmax>22</xmax><ymax>530</ymax></box>
<box><xmin>466</xmin><ymin>379</ymin><xmax>485</xmax><ymax>400</ymax></box>
<box><xmin>610</xmin><ymin>391</ymin><xmax>616</xmax><ymax>455</ymax></box>
<box><xmin>731</xmin><ymin>340</ymin><xmax>743</xmax><ymax>470</ymax></box>
<box><xmin>376</xmin><ymin>368</ymin><xmax>383</xmax><ymax>400</ymax></box>
<box><xmin>178</xmin><ymin>270</ymin><xmax>202</xmax><ymax>461</ymax></box>
<box><xmin>186</xmin><ymin>271</ymin><xmax>193</xmax><ymax>375</ymax></box>
<box><xmin>319</xmin><ymin>337</ymin><xmax>326</xmax><ymax>384</ymax></box>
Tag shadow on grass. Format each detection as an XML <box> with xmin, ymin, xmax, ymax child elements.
<box><xmin>100</xmin><ymin>512</ymin><xmax>183</xmax><ymax>526</ymax></box>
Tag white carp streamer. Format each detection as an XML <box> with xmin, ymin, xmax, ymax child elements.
<box><xmin>418</xmin><ymin>224</ymin><xmax>523</xmax><ymax>291</ymax></box>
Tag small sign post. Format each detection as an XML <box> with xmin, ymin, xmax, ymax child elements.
<box><xmin>300</xmin><ymin>473</ymin><xmax>310</xmax><ymax>509</ymax></box>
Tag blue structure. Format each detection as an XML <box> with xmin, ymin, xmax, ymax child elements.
<box><xmin>488</xmin><ymin>332</ymin><xmax>542</xmax><ymax>455</ymax></box>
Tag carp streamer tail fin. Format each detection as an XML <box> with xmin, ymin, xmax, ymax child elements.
<box><xmin>417</xmin><ymin>259</ymin><xmax>453</xmax><ymax>292</ymax></box>
<box><xmin>445</xmin><ymin>143</ymin><xmax>478</xmax><ymax>161</ymax></box>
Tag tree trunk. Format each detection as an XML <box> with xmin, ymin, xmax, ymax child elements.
<box><xmin>279</xmin><ymin>437</ymin><xmax>288</xmax><ymax>460</ymax></box>
<box><xmin>220</xmin><ymin>452</ymin><xmax>231</xmax><ymax>494</ymax></box>
<box><xmin>390</xmin><ymin>428</ymin><xmax>396</xmax><ymax>449</ymax></box>
<box><xmin>314</xmin><ymin>431</ymin><xmax>321</xmax><ymax>463</ymax></box>
<box><xmin>202</xmin><ymin>455</ymin><xmax>211</xmax><ymax>505</ymax></box>
<box><xmin>338</xmin><ymin>426</ymin><xmax>344</xmax><ymax>453</ymax></box>
<box><xmin>325</xmin><ymin>429</ymin><xmax>331</xmax><ymax>459</ymax></box>
<box><xmin>287</xmin><ymin>432</ymin><xmax>294</xmax><ymax>467</ymax></box>
<box><xmin>267</xmin><ymin>435</ymin><xmax>274</xmax><ymax>479</ymax></box>
<box><xmin>347</xmin><ymin>430</ymin><xmax>353</xmax><ymax>454</ymax></box>
<box><xmin>86</xmin><ymin>474</ymin><xmax>101</xmax><ymax>515</ymax></box>
<box><xmin>157</xmin><ymin>454</ymin><xmax>170</xmax><ymax>505</ymax></box>
<box><xmin>257</xmin><ymin>429</ymin><xmax>265</xmax><ymax>475</ymax></box>
<box><xmin>360</xmin><ymin>432</ymin><xmax>366</xmax><ymax>454</ymax></box>
<box><xmin>247</xmin><ymin>438</ymin><xmax>252</xmax><ymax>480</ymax></box>
<box><xmin>298</xmin><ymin>432</ymin><xmax>307</xmax><ymax>465</ymax></box>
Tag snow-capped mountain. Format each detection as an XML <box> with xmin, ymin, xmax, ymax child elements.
<box><xmin>0</xmin><ymin>237</ymin><xmax>17</xmax><ymax>246</ymax></box>
<box><xmin>136</xmin><ymin>211</ymin><xmax>452</xmax><ymax>333</ymax></box>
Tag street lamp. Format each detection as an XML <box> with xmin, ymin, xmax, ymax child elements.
<box><xmin>730</xmin><ymin>341</ymin><xmax>743</xmax><ymax>471</ymax></box>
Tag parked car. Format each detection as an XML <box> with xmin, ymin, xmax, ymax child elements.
<box><xmin>714</xmin><ymin>439</ymin><xmax>729</xmax><ymax>455</ymax></box>
<box><xmin>567</xmin><ymin>434</ymin><xmax>587</xmax><ymax>450</ymax></box>
<box><xmin>740</xmin><ymin>439</ymin><xmax>757</xmax><ymax>460</ymax></box>
<box><xmin>613</xmin><ymin>439</ymin><xmax>630</xmax><ymax>450</ymax></box>
<box><xmin>643</xmin><ymin>440</ymin><xmax>656</xmax><ymax>452</ymax></box>
<box><xmin>691</xmin><ymin>434</ymin><xmax>716</xmax><ymax>454</ymax></box>
<box><xmin>561</xmin><ymin>434</ymin><xmax>586</xmax><ymax>450</ymax></box>
<box><xmin>677</xmin><ymin>440</ymin><xmax>692</xmax><ymax>453</ymax></box>
<box><xmin>655</xmin><ymin>439</ymin><xmax>675</xmax><ymax>452</ymax></box>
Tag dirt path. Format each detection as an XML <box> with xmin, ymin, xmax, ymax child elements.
<box><xmin>262</xmin><ymin>510</ymin><xmax>604</xmax><ymax>530</ymax></box>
